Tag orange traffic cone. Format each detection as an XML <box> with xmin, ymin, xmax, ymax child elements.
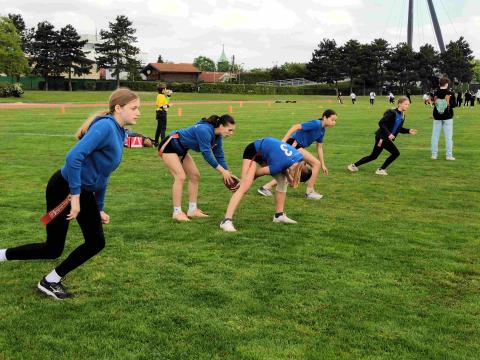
<box><xmin>60</xmin><ymin>106</ymin><xmax>65</xmax><ymax>114</ymax></box>
<box><xmin>228</xmin><ymin>105</ymin><xmax>233</xmax><ymax>113</ymax></box>
<box><xmin>178</xmin><ymin>108</ymin><xmax>183</xmax><ymax>117</ymax></box>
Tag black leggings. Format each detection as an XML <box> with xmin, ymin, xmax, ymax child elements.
<box><xmin>155</xmin><ymin>110</ymin><xmax>167</xmax><ymax>143</ymax></box>
<box><xmin>354</xmin><ymin>137</ymin><xmax>400</xmax><ymax>170</ymax></box>
<box><xmin>6</xmin><ymin>170</ymin><xmax>105</xmax><ymax>278</ymax></box>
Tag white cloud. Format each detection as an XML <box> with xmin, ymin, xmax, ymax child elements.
<box><xmin>312</xmin><ymin>0</ymin><xmax>363</xmax><ymax>7</ymax></box>
<box><xmin>191</xmin><ymin>0</ymin><xmax>299</xmax><ymax>31</ymax></box>
<box><xmin>307</xmin><ymin>9</ymin><xmax>354</xmax><ymax>27</ymax></box>
<box><xmin>146</xmin><ymin>0</ymin><xmax>189</xmax><ymax>17</ymax></box>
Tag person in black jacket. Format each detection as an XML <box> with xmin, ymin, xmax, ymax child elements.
<box><xmin>347</xmin><ymin>96</ymin><xmax>417</xmax><ymax>175</ymax></box>
<box><xmin>431</xmin><ymin>77</ymin><xmax>456</xmax><ymax>160</ymax></box>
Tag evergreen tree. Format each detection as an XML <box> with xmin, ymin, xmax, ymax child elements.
<box><xmin>306</xmin><ymin>38</ymin><xmax>343</xmax><ymax>94</ymax></box>
<box><xmin>30</xmin><ymin>21</ymin><xmax>59</xmax><ymax>91</ymax></box>
<box><xmin>217</xmin><ymin>60</ymin><xmax>230</xmax><ymax>72</ymax></box>
<box><xmin>439</xmin><ymin>37</ymin><xmax>475</xmax><ymax>85</ymax></box>
<box><xmin>340</xmin><ymin>39</ymin><xmax>362</xmax><ymax>92</ymax></box>
<box><xmin>57</xmin><ymin>24</ymin><xmax>93</xmax><ymax>91</ymax></box>
<box><xmin>385</xmin><ymin>42</ymin><xmax>417</xmax><ymax>93</ymax></box>
<box><xmin>365</xmin><ymin>38</ymin><xmax>391</xmax><ymax>94</ymax></box>
<box><xmin>0</xmin><ymin>17</ymin><xmax>30</xmax><ymax>80</ymax></box>
<box><xmin>95</xmin><ymin>15</ymin><xmax>140</xmax><ymax>88</ymax></box>
<box><xmin>193</xmin><ymin>55</ymin><xmax>215</xmax><ymax>71</ymax></box>
<box><xmin>416</xmin><ymin>44</ymin><xmax>439</xmax><ymax>91</ymax></box>
<box><xmin>157</xmin><ymin>54</ymin><xmax>164</xmax><ymax>63</ymax></box>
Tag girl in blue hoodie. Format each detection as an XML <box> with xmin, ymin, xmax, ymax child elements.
<box><xmin>0</xmin><ymin>88</ymin><xmax>141</xmax><ymax>300</ymax></box>
<box><xmin>158</xmin><ymin>114</ymin><xmax>236</xmax><ymax>221</ymax></box>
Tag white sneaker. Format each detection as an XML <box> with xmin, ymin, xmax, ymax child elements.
<box><xmin>347</xmin><ymin>163</ymin><xmax>359</xmax><ymax>172</ymax></box>
<box><xmin>273</xmin><ymin>213</ymin><xmax>297</xmax><ymax>224</ymax></box>
<box><xmin>375</xmin><ymin>168</ymin><xmax>388</xmax><ymax>176</ymax></box>
<box><xmin>305</xmin><ymin>191</ymin><xmax>323</xmax><ymax>200</ymax></box>
<box><xmin>257</xmin><ymin>187</ymin><xmax>273</xmax><ymax>197</ymax></box>
<box><xmin>446</xmin><ymin>156</ymin><xmax>456</xmax><ymax>161</ymax></box>
<box><xmin>220</xmin><ymin>220</ymin><xmax>237</xmax><ymax>232</ymax></box>
<box><xmin>431</xmin><ymin>155</ymin><xmax>437</xmax><ymax>160</ymax></box>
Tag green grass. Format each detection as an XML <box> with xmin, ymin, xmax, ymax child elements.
<box><xmin>0</xmin><ymin>93</ymin><xmax>479</xmax><ymax>359</ymax></box>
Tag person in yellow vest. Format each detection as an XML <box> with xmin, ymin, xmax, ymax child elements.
<box><xmin>154</xmin><ymin>85</ymin><xmax>171</xmax><ymax>145</ymax></box>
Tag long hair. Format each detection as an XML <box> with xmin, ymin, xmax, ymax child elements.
<box><xmin>201</xmin><ymin>114</ymin><xmax>235</xmax><ymax>128</ymax></box>
<box><xmin>75</xmin><ymin>88</ymin><xmax>139</xmax><ymax>139</ymax></box>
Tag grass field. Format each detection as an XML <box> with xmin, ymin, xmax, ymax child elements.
<box><xmin>0</xmin><ymin>92</ymin><xmax>479</xmax><ymax>359</ymax></box>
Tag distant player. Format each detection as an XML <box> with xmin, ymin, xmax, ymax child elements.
<box><xmin>369</xmin><ymin>91</ymin><xmax>376</xmax><ymax>106</ymax></box>
<box><xmin>350</xmin><ymin>92</ymin><xmax>356</xmax><ymax>104</ymax></box>
<box><xmin>220</xmin><ymin>137</ymin><xmax>319</xmax><ymax>232</ymax></box>
<box><xmin>257</xmin><ymin>109</ymin><xmax>337</xmax><ymax>200</ymax></box>
<box><xmin>388</xmin><ymin>92</ymin><xmax>395</xmax><ymax>104</ymax></box>
<box><xmin>347</xmin><ymin>96</ymin><xmax>417</xmax><ymax>176</ymax></box>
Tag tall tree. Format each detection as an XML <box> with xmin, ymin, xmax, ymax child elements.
<box><xmin>7</xmin><ymin>13</ymin><xmax>34</xmax><ymax>80</ymax></box>
<box><xmin>193</xmin><ymin>55</ymin><xmax>215</xmax><ymax>71</ymax></box>
<box><xmin>340</xmin><ymin>39</ymin><xmax>363</xmax><ymax>92</ymax></box>
<box><xmin>95</xmin><ymin>15</ymin><xmax>140</xmax><ymax>88</ymax></box>
<box><xmin>57</xmin><ymin>24</ymin><xmax>93</xmax><ymax>91</ymax></box>
<box><xmin>280</xmin><ymin>62</ymin><xmax>307</xmax><ymax>79</ymax></box>
<box><xmin>473</xmin><ymin>59</ymin><xmax>480</xmax><ymax>83</ymax></box>
<box><xmin>439</xmin><ymin>37</ymin><xmax>475</xmax><ymax>85</ymax></box>
<box><xmin>368</xmin><ymin>38</ymin><xmax>391</xmax><ymax>94</ymax></box>
<box><xmin>0</xmin><ymin>17</ymin><xmax>30</xmax><ymax>80</ymax></box>
<box><xmin>30</xmin><ymin>21</ymin><xmax>59</xmax><ymax>91</ymax></box>
<box><xmin>306</xmin><ymin>38</ymin><xmax>343</xmax><ymax>94</ymax></box>
<box><xmin>217</xmin><ymin>59</ymin><xmax>230</xmax><ymax>72</ymax></box>
<box><xmin>385</xmin><ymin>42</ymin><xmax>417</xmax><ymax>92</ymax></box>
<box><xmin>416</xmin><ymin>44</ymin><xmax>439</xmax><ymax>91</ymax></box>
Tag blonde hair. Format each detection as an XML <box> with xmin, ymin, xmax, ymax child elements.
<box><xmin>397</xmin><ymin>95</ymin><xmax>410</xmax><ymax>105</ymax></box>
<box><xmin>75</xmin><ymin>88</ymin><xmax>139</xmax><ymax>139</ymax></box>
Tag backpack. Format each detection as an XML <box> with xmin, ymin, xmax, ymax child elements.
<box><xmin>435</xmin><ymin>95</ymin><xmax>450</xmax><ymax>114</ymax></box>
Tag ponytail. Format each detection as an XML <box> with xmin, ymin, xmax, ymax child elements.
<box><xmin>75</xmin><ymin>110</ymin><xmax>110</xmax><ymax>139</ymax></box>
<box><xmin>202</xmin><ymin>114</ymin><xmax>235</xmax><ymax>128</ymax></box>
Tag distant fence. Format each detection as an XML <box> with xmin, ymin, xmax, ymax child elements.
<box><xmin>256</xmin><ymin>78</ymin><xmax>319</xmax><ymax>87</ymax></box>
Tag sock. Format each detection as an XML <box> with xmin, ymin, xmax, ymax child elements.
<box><xmin>221</xmin><ymin>218</ymin><xmax>232</xmax><ymax>224</ymax></box>
<box><xmin>188</xmin><ymin>202</ymin><xmax>197</xmax><ymax>212</ymax></box>
<box><xmin>306</xmin><ymin>187</ymin><xmax>314</xmax><ymax>194</ymax></box>
<box><xmin>45</xmin><ymin>269</ymin><xmax>62</xmax><ymax>283</ymax></box>
<box><xmin>0</xmin><ymin>249</ymin><xmax>7</xmax><ymax>261</ymax></box>
<box><xmin>173</xmin><ymin>207</ymin><xmax>182</xmax><ymax>215</ymax></box>
<box><xmin>274</xmin><ymin>212</ymin><xmax>284</xmax><ymax>218</ymax></box>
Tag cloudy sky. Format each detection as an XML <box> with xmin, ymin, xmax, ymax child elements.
<box><xmin>2</xmin><ymin>0</ymin><xmax>479</xmax><ymax>69</ymax></box>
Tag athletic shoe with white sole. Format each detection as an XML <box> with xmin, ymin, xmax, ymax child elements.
<box><xmin>257</xmin><ymin>187</ymin><xmax>273</xmax><ymax>197</ymax></box>
<box><xmin>446</xmin><ymin>156</ymin><xmax>456</xmax><ymax>161</ymax></box>
<box><xmin>375</xmin><ymin>168</ymin><xmax>388</xmax><ymax>176</ymax></box>
<box><xmin>305</xmin><ymin>191</ymin><xmax>323</xmax><ymax>200</ymax></box>
<box><xmin>347</xmin><ymin>163</ymin><xmax>359</xmax><ymax>172</ymax></box>
<box><xmin>273</xmin><ymin>213</ymin><xmax>297</xmax><ymax>224</ymax></box>
<box><xmin>37</xmin><ymin>277</ymin><xmax>71</xmax><ymax>300</ymax></box>
<box><xmin>220</xmin><ymin>219</ymin><xmax>237</xmax><ymax>232</ymax></box>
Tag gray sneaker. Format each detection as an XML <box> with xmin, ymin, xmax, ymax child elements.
<box><xmin>305</xmin><ymin>191</ymin><xmax>323</xmax><ymax>200</ymax></box>
<box><xmin>347</xmin><ymin>163</ymin><xmax>359</xmax><ymax>172</ymax></box>
<box><xmin>273</xmin><ymin>213</ymin><xmax>297</xmax><ymax>224</ymax></box>
<box><xmin>257</xmin><ymin>187</ymin><xmax>273</xmax><ymax>197</ymax></box>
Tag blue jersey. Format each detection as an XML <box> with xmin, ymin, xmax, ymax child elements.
<box><xmin>291</xmin><ymin>119</ymin><xmax>325</xmax><ymax>147</ymax></box>
<box><xmin>253</xmin><ymin>137</ymin><xmax>304</xmax><ymax>175</ymax></box>
<box><xmin>174</xmin><ymin>120</ymin><xmax>228</xmax><ymax>170</ymax></box>
<box><xmin>61</xmin><ymin>115</ymin><xmax>126</xmax><ymax>210</ymax></box>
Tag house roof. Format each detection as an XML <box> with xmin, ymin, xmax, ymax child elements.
<box><xmin>145</xmin><ymin>63</ymin><xmax>201</xmax><ymax>74</ymax></box>
<box><xmin>198</xmin><ymin>72</ymin><xmax>227</xmax><ymax>83</ymax></box>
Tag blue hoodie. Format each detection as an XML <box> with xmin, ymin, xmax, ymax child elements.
<box><xmin>174</xmin><ymin>120</ymin><xmax>228</xmax><ymax>169</ymax></box>
<box><xmin>61</xmin><ymin>115</ymin><xmax>126</xmax><ymax>211</ymax></box>
<box><xmin>253</xmin><ymin>137</ymin><xmax>304</xmax><ymax>175</ymax></box>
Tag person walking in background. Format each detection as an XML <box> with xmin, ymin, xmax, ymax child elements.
<box><xmin>456</xmin><ymin>91</ymin><xmax>463</xmax><ymax>108</ymax></box>
<box><xmin>154</xmin><ymin>85</ymin><xmax>170</xmax><ymax>145</ymax></box>
<box><xmin>464</xmin><ymin>90</ymin><xmax>471</xmax><ymax>107</ymax></box>
<box><xmin>476</xmin><ymin>89</ymin><xmax>480</xmax><ymax>104</ymax></box>
<box><xmin>347</xmin><ymin>96</ymin><xmax>417</xmax><ymax>176</ymax></box>
<box><xmin>431</xmin><ymin>77</ymin><xmax>456</xmax><ymax>161</ymax></box>
<box><xmin>369</xmin><ymin>91</ymin><xmax>376</xmax><ymax>106</ymax></box>
<box><xmin>406</xmin><ymin>89</ymin><xmax>411</xmax><ymax>103</ymax></box>
<box><xmin>0</xmin><ymin>88</ymin><xmax>141</xmax><ymax>300</ymax></box>
<box><xmin>337</xmin><ymin>92</ymin><xmax>343</xmax><ymax>104</ymax></box>
<box><xmin>469</xmin><ymin>91</ymin><xmax>475</xmax><ymax>107</ymax></box>
<box><xmin>388</xmin><ymin>91</ymin><xmax>395</xmax><ymax>104</ymax></box>
<box><xmin>350</xmin><ymin>91</ymin><xmax>357</xmax><ymax>104</ymax></box>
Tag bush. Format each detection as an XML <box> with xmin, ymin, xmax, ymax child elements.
<box><xmin>0</xmin><ymin>83</ymin><xmax>24</xmax><ymax>97</ymax></box>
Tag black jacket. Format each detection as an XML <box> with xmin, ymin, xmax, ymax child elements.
<box><xmin>375</xmin><ymin>109</ymin><xmax>410</xmax><ymax>140</ymax></box>
<box><xmin>433</xmin><ymin>89</ymin><xmax>456</xmax><ymax>120</ymax></box>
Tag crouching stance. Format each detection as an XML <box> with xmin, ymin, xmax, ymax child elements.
<box><xmin>258</xmin><ymin>109</ymin><xmax>337</xmax><ymax>199</ymax></box>
<box><xmin>220</xmin><ymin>137</ymin><xmax>317</xmax><ymax>232</ymax></box>
<box><xmin>158</xmin><ymin>115</ymin><xmax>236</xmax><ymax>221</ymax></box>
<box><xmin>0</xmin><ymin>88</ymin><xmax>140</xmax><ymax>300</ymax></box>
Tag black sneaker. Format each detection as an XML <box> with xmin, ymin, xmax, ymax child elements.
<box><xmin>37</xmin><ymin>277</ymin><xmax>72</xmax><ymax>300</ymax></box>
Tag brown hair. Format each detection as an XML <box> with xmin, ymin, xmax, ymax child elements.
<box><xmin>75</xmin><ymin>88</ymin><xmax>139</xmax><ymax>139</ymax></box>
<box><xmin>439</xmin><ymin>77</ymin><xmax>450</xmax><ymax>87</ymax></box>
<box><xmin>397</xmin><ymin>95</ymin><xmax>410</xmax><ymax>105</ymax></box>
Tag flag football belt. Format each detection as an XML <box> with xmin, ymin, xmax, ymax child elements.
<box><xmin>158</xmin><ymin>133</ymin><xmax>180</xmax><ymax>157</ymax></box>
<box><xmin>40</xmin><ymin>195</ymin><xmax>71</xmax><ymax>225</ymax></box>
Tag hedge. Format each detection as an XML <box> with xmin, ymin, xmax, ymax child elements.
<box><xmin>0</xmin><ymin>83</ymin><xmax>24</xmax><ymax>97</ymax></box>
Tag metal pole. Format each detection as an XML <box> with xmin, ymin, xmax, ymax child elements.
<box><xmin>426</xmin><ymin>0</ymin><xmax>446</xmax><ymax>53</ymax></box>
<box><xmin>407</xmin><ymin>0</ymin><xmax>414</xmax><ymax>47</ymax></box>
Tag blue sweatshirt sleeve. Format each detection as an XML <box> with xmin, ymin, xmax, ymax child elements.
<box><xmin>63</xmin><ymin>121</ymin><xmax>109</xmax><ymax>195</ymax></box>
<box><xmin>95</xmin><ymin>187</ymin><xmax>107</xmax><ymax>211</ymax></box>
<box><xmin>212</xmin><ymin>137</ymin><xmax>228</xmax><ymax>170</ymax></box>
<box><xmin>195</xmin><ymin>127</ymin><xmax>219</xmax><ymax>169</ymax></box>
<box><xmin>301</xmin><ymin>120</ymin><xmax>320</xmax><ymax>131</ymax></box>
